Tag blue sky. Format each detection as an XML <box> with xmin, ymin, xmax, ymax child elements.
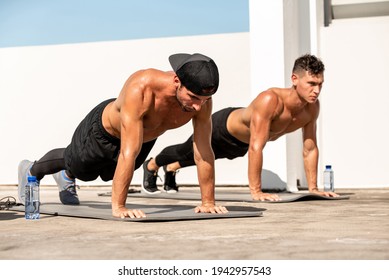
<box><xmin>0</xmin><ymin>0</ymin><xmax>249</xmax><ymax>48</ymax></box>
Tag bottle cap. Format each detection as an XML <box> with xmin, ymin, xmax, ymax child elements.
<box><xmin>325</xmin><ymin>165</ymin><xmax>332</xmax><ymax>169</ymax></box>
<box><xmin>27</xmin><ymin>176</ymin><xmax>37</xmax><ymax>182</ymax></box>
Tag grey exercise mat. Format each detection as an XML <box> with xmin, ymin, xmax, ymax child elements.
<box><xmin>98</xmin><ymin>189</ymin><xmax>350</xmax><ymax>203</ymax></box>
<box><xmin>10</xmin><ymin>203</ymin><xmax>263</xmax><ymax>222</ymax></box>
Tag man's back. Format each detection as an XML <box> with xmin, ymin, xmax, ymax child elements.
<box><xmin>101</xmin><ymin>68</ymin><xmax>203</xmax><ymax>143</ymax></box>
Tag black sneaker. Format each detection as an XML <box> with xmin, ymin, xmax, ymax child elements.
<box><xmin>59</xmin><ymin>185</ymin><xmax>80</xmax><ymax>205</ymax></box>
<box><xmin>163</xmin><ymin>165</ymin><xmax>179</xmax><ymax>193</ymax></box>
<box><xmin>142</xmin><ymin>158</ymin><xmax>161</xmax><ymax>194</ymax></box>
<box><xmin>53</xmin><ymin>170</ymin><xmax>80</xmax><ymax>205</ymax></box>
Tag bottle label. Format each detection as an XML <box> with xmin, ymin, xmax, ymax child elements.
<box><xmin>323</xmin><ymin>171</ymin><xmax>334</xmax><ymax>192</ymax></box>
<box><xmin>25</xmin><ymin>182</ymin><xmax>40</xmax><ymax>220</ymax></box>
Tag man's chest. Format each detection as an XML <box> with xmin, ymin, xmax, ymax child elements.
<box><xmin>270</xmin><ymin>110</ymin><xmax>311</xmax><ymax>136</ymax></box>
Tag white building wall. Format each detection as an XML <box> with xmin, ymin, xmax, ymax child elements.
<box><xmin>249</xmin><ymin>0</ymin><xmax>319</xmax><ymax>191</ymax></box>
<box><xmin>319</xmin><ymin>16</ymin><xmax>389</xmax><ymax>188</ymax></box>
<box><xmin>250</xmin><ymin>0</ymin><xmax>389</xmax><ymax>190</ymax></box>
<box><xmin>0</xmin><ymin>33</ymin><xmax>252</xmax><ymax>186</ymax></box>
<box><xmin>249</xmin><ymin>0</ymin><xmax>288</xmax><ymax>190</ymax></box>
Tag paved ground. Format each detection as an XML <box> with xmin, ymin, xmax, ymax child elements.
<box><xmin>1</xmin><ymin>185</ymin><xmax>388</xmax><ymax>260</ymax></box>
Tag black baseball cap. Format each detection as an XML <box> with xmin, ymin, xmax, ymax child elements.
<box><xmin>169</xmin><ymin>53</ymin><xmax>219</xmax><ymax>96</ymax></box>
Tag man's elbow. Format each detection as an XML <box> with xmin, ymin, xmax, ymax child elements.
<box><xmin>194</xmin><ymin>152</ymin><xmax>215</xmax><ymax>165</ymax></box>
<box><xmin>303</xmin><ymin>147</ymin><xmax>318</xmax><ymax>157</ymax></box>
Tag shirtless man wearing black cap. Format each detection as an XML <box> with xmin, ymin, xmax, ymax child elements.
<box><xmin>18</xmin><ymin>53</ymin><xmax>227</xmax><ymax>218</ymax></box>
<box><xmin>144</xmin><ymin>54</ymin><xmax>339</xmax><ymax>201</ymax></box>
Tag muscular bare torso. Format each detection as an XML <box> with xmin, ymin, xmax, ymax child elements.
<box><xmin>101</xmin><ymin>69</ymin><xmax>198</xmax><ymax>143</ymax></box>
<box><xmin>227</xmin><ymin>87</ymin><xmax>318</xmax><ymax>143</ymax></box>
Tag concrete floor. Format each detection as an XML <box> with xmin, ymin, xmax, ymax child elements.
<box><xmin>0</xmin><ymin>185</ymin><xmax>388</xmax><ymax>260</ymax></box>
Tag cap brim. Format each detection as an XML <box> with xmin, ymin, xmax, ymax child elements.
<box><xmin>169</xmin><ymin>53</ymin><xmax>212</xmax><ymax>72</ymax></box>
<box><xmin>169</xmin><ymin>53</ymin><xmax>192</xmax><ymax>72</ymax></box>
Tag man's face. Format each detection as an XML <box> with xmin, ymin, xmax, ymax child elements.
<box><xmin>293</xmin><ymin>70</ymin><xmax>324</xmax><ymax>103</ymax></box>
<box><xmin>176</xmin><ymin>85</ymin><xmax>211</xmax><ymax>112</ymax></box>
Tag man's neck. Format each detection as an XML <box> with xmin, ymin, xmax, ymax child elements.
<box><xmin>285</xmin><ymin>87</ymin><xmax>307</xmax><ymax>114</ymax></box>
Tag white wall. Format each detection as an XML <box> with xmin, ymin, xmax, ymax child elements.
<box><xmin>249</xmin><ymin>0</ymin><xmax>320</xmax><ymax>191</ymax></box>
<box><xmin>319</xmin><ymin>16</ymin><xmax>389</xmax><ymax>188</ymax></box>
<box><xmin>249</xmin><ymin>0</ymin><xmax>288</xmax><ymax>189</ymax></box>
<box><xmin>250</xmin><ymin>0</ymin><xmax>389</xmax><ymax>190</ymax></box>
<box><xmin>0</xmin><ymin>33</ymin><xmax>251</xmax><ymax>186</ymax></box>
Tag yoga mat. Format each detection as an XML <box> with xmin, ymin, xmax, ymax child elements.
<box><xmin>98</xmin><ymin>189</ymin><xmax>350</xmax><ymax>203</ymax></box>
<box><xmin>10</xmin><ymin>203</ymin><xmax>263</xmax><ymax>222</ymax></box>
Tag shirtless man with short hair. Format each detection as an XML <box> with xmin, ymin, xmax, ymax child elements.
<box><xmin>18</xmin><ymin>53</ymin><xmax>227</xmax><ymax>218</ymax></box>
<box><xmin>144</xmin><ymin>54</ymin><xmax>339</xmax><ymax>201</ymax></box>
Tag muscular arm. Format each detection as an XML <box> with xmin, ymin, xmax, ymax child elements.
<box><xmin>302</xmin><ymin>119</ymin><xmax>319</xmax><ymax>192</ymax></box>
<box><xmin>111</xmin><ymin>77</ymin><xmax>148</xmax><ymax>218</ymax></box>
<box><xmin>248</xmin><ymin>92</ymin><xmax>280</xmax><ymax>201</ymax></box>
<box><xmin>192</xmin><ymin>99</ymin><xmax>227</xmax><ymax>214</ymax></box>
<box><xmin>303</xmin><ymin>102</ymin><xmax>338</xmax><ymax>197</ymax></box>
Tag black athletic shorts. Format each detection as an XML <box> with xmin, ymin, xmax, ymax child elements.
<box><xmin>64</xmin><ymin>98</ymin><xmax>156</xmax><ymax>181</ymax></box>
<box><xmin>211</xmin><ymin>107</ymin><xmax>249</xmax><ymax>160</ymax></box>
<box><xmin>155</xmin><ymin>107</ymin><xmax>249</xmax><ymax>168</ymax></box>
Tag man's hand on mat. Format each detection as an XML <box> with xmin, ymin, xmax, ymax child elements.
<box><xmin>310</xmin><ymin>188</ymin><xmax>339</xmax><ymax>198</ymax></box>
<box><xmin>251</xmin><ymin>192</ymin><xmax>281</xmax><ymax>202</ymax></box>
<box><xmin>113</xmin><ymin>207</ymin><xmax>146</xmax><ymax>219</ymax></box>
<box><xmin>194</xmin><ymin>204</ymin><xmax>228</xmax><ymax>214</ymax></box>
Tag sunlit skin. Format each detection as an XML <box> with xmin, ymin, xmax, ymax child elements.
<box><xmin>101</xmin><ymin>69</ymin><xmax>227</xmax><ymax>218</ymax></box>
<box><xmin>225</xmin><ymin>70</ymin><xmax>338</xmax><ymax>201</ymax></box>
<box><xmin>293</xmin><ymin>70</ymin><xmax>323</xmax><ymax>104</ymax></box>
<box><xmin>175</xmin><ymin>86</ymin><xmax>212</xmax><ymax>112</ymax></box>
<box><xmin>158</xmin><ymin>69</ymin><xmax>338</xmax><ymax>202</ymax></box>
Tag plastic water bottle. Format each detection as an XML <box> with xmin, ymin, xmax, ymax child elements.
<box><xmin>25</xmin><ymin>176</ymin><xmax>40</xmax><ymax>219</ymax></box>
<box><xmin>323</xmin><ymin>165</ymin><xmax>334</xmax><ymax>192</ymax></box>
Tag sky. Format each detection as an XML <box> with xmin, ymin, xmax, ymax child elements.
<box><xmin>0</xmin><ymin>0</ymin><xmax>249</xmax><ymax>48</ymax></box>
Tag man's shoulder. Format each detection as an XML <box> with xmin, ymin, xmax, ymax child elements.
<box><xmin>252</xmin><ymin>88</ymin><xmax>283</xmax><ymax>108</ymax></box>
<box><xmin>129</xmin><ymin>68</ymin><xmax>168</xmax><ymax>80</ymax></box>
<box><xmin>125</xmin><ymin>69</ymin><xmax>173</xmax><ymax>93</ymax></box>
<box><xmin>141</xmin><ymin>68</ymin><xmax>167</xmax><ymax>74</ymax></box>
